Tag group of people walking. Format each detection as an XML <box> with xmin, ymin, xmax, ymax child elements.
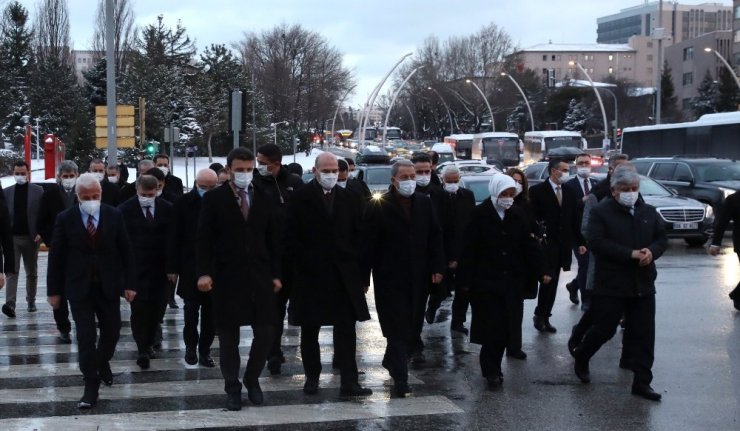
<box><xmin>0</xmin><ymin>146</ymin><xmax>678</xmax><ymax>410</ymax></box>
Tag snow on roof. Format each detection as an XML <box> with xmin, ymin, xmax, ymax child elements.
<box><xmin>556</xmin><ymin>79</ymin><xmax>617</xmax><ymax>88</ymax></box>
<box><xmin>627</xmin><ymin>87</ymin><xmax>656</xmax><ymax>97</ymax></box>
<box><xmin>519</xmin><ymin>43</ymin><xmax>634</xmax><ymax>53</ymax></box>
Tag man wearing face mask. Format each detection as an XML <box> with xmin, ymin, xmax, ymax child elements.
<box><xmin>564</xmin><ymin>154</ymin><xmax>599</xmax><ymax>307</ymax></box>
<box><xmin>338</xmin><ymin>158</ymin><xmax>371</xmax><ymax>204</ymax></box>
<box><xmin>362</xmin><ymin>159</ymin><xmax>445</xmax><ymax>397</ymax></box>
<box><xmin>120</xmin><ymin>159</ymin><xmax>155</xmax><ymax>202</ymax></box>
<box><xmin>88</xmin><ymin>159</ymin><xmax>120</xmax><ymax>207</ymax></box>
<box><xmin>197</xmin><ymin>147</ymin><xmax>282</xmax><ymax>411</ymax></box>
<box><xmin>426</xmin><ymin>165</ymin><xmax>475</xmax><ymax>334</ymax></box>
<box><xmin>527</xmin><ymin>158</ymin><xmax>584</xmax><ymax>333</ymax></box>
<box><xmin>283</xmin><ymin>152</ymin><xmax>373</xmax><ymax>397</ymax></box>
<box><xmin>572</xmin><ymin>165</ymin><xmax>667</xmax><ymax>402</ymax></box>
<box><xmin>2</xmin><ymin>161</ymin><xmax>41</xmax><ymax>318</ymax></box>
<box><xmin>47</xmin><ymin>173</ymin><xmax>136</xmax><ymax>408</ymax></box>
<box><xmin>153</xmin><ymin>154</ymin><xmax>184</xmax><ymax>199</ymax></box>
<box><xmin>118</xmin><ymin>175</ymin><xmax>174</xmax><ymax>370</ymax></box>
<box><xmin>37</xmin><ymin>160</ymin><xmax>80</xmax><ymax>343</ymax></box>
<box><xmin>254</xmin><ymin>143</ymin><xmax>304</xmax><ymax>375</ymax></box>
<box><xmin>106</xmin><ymin>164</ymin><xmax>127</xmax><ymax>190</ymax></box>
<box><xmin>166</xmin><ymin>169</ymin><xmax>218</xmax><ymax>367</ymax></box>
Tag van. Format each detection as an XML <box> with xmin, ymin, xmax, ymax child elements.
<box><xmin>431</xmin><ymin>143</ymin><xmax>455</xmax><ymax>164</ymax></box>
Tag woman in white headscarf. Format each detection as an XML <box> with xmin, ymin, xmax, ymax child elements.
<box><xmin>458</xmin><ymin>174</ymin><xmax>552</xmax><ymax>389</ymax></box>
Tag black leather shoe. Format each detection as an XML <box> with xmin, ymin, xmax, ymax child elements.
<box><xmin>332</xmin><ymin>355</ymin><xmax>339</xmax><ymax>369</ymax></box>
<box><xmin>185</xmin><ymin>348</ymin><xmax>198</xmax><ymax>365</ymax></box>
<box><xmin>574</xmin><ymin>356</ymin><xmax>591</xmax><ymax>383</ymax></box>
<box><xmin>486</xmin><ymin>373</ymin><xmax>503</xmax><ymax>389</ymax></box>
<box><xmin>533</xmin><ymin>316</ymin><xmax>556</xmax><ymax>333</ymax></box>
<box><xmin>27</xmin><ymin>302</ymin><xmax>37</xmax><ymax>312</ymax></box>
<box><xmin>1</xmin><ymin>303</ymin><xmax>15</xmax><ymax>318</ymax></box>
<box><xmin>99</xmin><ymin>363</ymin><xmax>113</xmax><ymax>386</ymax></box>
<box><xmin>243</xmin><ymin>379</ymin><xmax>264</xmax><ymax>405</ymax></box>
<box><xmin>410</xmin><ymin>351</ymin><xmax>426</xmax><ymax>364</ymax></box>
<box><xmin>147</xmin><ymin>347</ymin><xmax>157</xmax><ymax>359</ymax></box>
<box><xmin>77</xmin><ymin>382</ymin><xmax>99</xmax><ymax>409</ymax></box>
<box><xmin>168</xmin><ymin>299</ymin><xmax>179</xmax><ymax>309</ymax></box>
<box><xmin>450</xmin><ymin>322</ymin><xmax>469</xmax><ymax>335</ymax></box>
<box><xmin>392</xmin><ymin>381</ymin><xmax>412</xmax><ymax>398</ymax></box>
<box><xmin>632</xmin><ymin>383</ymin><xmax>662</xmax><ymax>401</ymax></box>
<box><xmin>303</xmin><ymin>377</ymin><xmax>319</xmax><ymax>395</ymax></box>
<box><xmin>566</xmin><ymin>281</ymin><xmax>580</xmax><ymax>305</ymax></box>
<box><xmin>339</xmin><ymin>383</ymin><xmax>373</xmax><ymax>397</ymax></box>
<box><xmin>267</xmin><ymin>356</ymin><xmax>282</xmax><ymax>375</ymax></box>
<box><xmin>425</xmin><ymin>307</ymin><xmax>436</xmax><ymax>324</ymax></box>
<box><xmin>226</xmin><ymin>392</ymin><xmax>242</xmax><ymax>411</ymax></box>
<box><xmin>506</xmin><ymin>350</ymin><xmax>527</xmax><ymax>360</ymax></box>
<box><xmin>199</xmin><ymin>354</ymin><xmax>215</xmax><ymax>368</ymax></box>
<box><xmin>137</xmin><ymin>353</ymin><xmax>150</xmax><ymax>370</ymax></box>
<box><xmin>567</xmin><ymin>327</ymin><xmax>581</xmax><ymax>358</ymax></box>
<box><xmin>58</xmin><ymin>332</ymin><xmax>72</xmax><ymax>344</ymax></box>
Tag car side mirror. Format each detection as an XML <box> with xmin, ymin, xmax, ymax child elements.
<box><xmin>675</xmin><ymin>176</ymin><xmax>694</xmax><ymax>186</ymax></box>
<box><xmin>668</xmin><ymin>187</ymin><xmax>679</xmax><ymax>195</ymax></box>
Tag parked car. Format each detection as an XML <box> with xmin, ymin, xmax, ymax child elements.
<box><xmin>430</xmin><ymin>143</ymin><xmax>455</xmax><ymax>164</ymax></box>
<box><xmin>355</xmin><ymin>145</ymin><xmax>391</xmax><ymax>165</ymax></box>
<box><xmin>460</xmin><ymin>174</ymin><xmax>497</xmax><ymax>205</ymax></box>
<box><xmin>631</xmin><ymin>157</ymin><xmax>740</xmax><ymax>212</ymax></box>
<box><xmin>436</xmin><ymin>160</ymin><xmax>501</xmax><ymax>176</ymax></box>
<box><xmin>355</xmin><ymin>164</ymin><xmax>393</xmax><ymax>195</ymax></box>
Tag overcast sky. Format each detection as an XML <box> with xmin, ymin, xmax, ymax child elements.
<box><xmin>19</xmin><ymin>0</ymin><xmax>736</xmax><ymax>105</ymax></box>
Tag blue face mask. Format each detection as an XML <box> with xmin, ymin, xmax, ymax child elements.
<box><xmin>197</xmin><ymin>187</ymin><xmax>207</xmax><ymax>197</ymax></box>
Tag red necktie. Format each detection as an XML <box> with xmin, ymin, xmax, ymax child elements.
<box><xmin>584</xmin><ymin>178</ymin><xmax>590</xmax><ymax>195</ymax></box>
<box><xmin>86</xmin><ymin>214</ymin><xmax>96</xmax><ymax>237</ymax></box>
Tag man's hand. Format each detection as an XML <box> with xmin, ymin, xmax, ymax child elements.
<box><xmin>197</xmin><ymin>275</ymin><xmax>213</xmax><ymax>292</ymax></box>
<box><xmin>542</xmin><ymin>275</ymin><xmax>552</xmax><ymax>285</ymax></box>
<box><xmin>48</xmin><ymin>295</ymin><xmax>61</xmax><ymax>310</ymax></box>
<box><xmin>272</xmin><ymin>278</ymin><xmax>282</xmax><ymax>293</ymax></box>
<box><xmin>124</xmin><ymin>289</ymin><xmax>136</xmax><ymax>303</ymax></box>
<box><xmin>167</xmin><ymin>273</ymin><xmax>178</xmax><ymax>283</ymax></box>
<box><xmin>431</xmin><ymin>273</ymin><xmax>444</xmax><ymax>284</ymax></box>
<box><xmin>631</xmin><ymin>249</ymin><xmax>645</xmax><ymax>260</ymax></box>
<box><xmin>708</xmin><ymin>245</ymin><xmax>721</xmax><ymax>256</ymax></box>
<box><xmin>448</xmin><ymin>261</ymin><xmax>458</xmax><ymax>269</ymax></box>
<box><xmin>578</xmin><ymin>246</ymin><xmax>588</xmax><ymax>255</ymax></box>
<box><xmin>638</xmin><ymin>248</ymin><xmax>653</xmax><ymax>266</ymax></box>
<box><xmin>34</xmin><ymin>235</ymin><xmax>42</xmax><ymax>244</ymax></box>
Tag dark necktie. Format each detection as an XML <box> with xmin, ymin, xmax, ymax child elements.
<box><xmin>556</xmin><ymin>186</ymin><xmax>562</xmax><ymax>206</ymax></box>
<box><xmin>145</xmin><ymin>206</ymin><xmax>154</xmax><ymax>223</ymax></box>
<box><xmin>238</xmin><ymin>189</ymin><xmax>250</xmax><ymax>220</ymax></box>
<box><xmin>584</xmin><ymin>178</ymin><xmax>590</xmax><ymax>195</ymax></box>
<box><xmin>86</xmin><ymin>214</ymin><xmax>96</xmax><ymax>237</ymax></box>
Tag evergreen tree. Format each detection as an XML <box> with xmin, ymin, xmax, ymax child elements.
<box><xmin>716</xmin><ymin>68</ymin><xmax>740</xmax><ymax>113</ymax></box>
<box><xmin>83</xmin><ymin>58</ymin><xmax>107</xmax><ymax>106</ymax></box>
<box><xmin>562</xmin><ymin>98</ymin><xmax>592</xmax><ymax>132</ymax></box>
<box><xmin>506</xmin><ymin>101</ymin><xmax>529</xmax><ymax>133</ymax></box>
<box><xmin>660</xmin><ymin>61</ymin><xmax>680</xmax><ymax>122</ymax></box>
<box><xmin>690</xmin><ymin>70</ymin><xmax>719</xmax><ymax>119</ymax></box>
<box><xmin>0</xmin><ymin>1</ymin><xmax>34</xmax><ymax>148</ymax></box>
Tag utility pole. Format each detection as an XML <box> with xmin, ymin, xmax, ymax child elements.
<box><xmin>251</xmin><ymin>73</ymin><xmax>257</xmax><ymax>155</ymax></box>
<box><xmin>105</xmin><ymin>0</ymin><xmax>117</xmax><ymax>165</ymax></box>
<box><xmin>655</xmin><ymin>0</ymin><xmax>664</xmax><ymax>124</ymax></box>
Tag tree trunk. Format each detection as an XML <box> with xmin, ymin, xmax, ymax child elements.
<box><xmin>206</xmin><ymin>131</ymin><xmax>213</xmax><ymax>162</ymax></box>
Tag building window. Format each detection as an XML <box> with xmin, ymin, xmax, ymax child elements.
<box><xmin>647</xmin><ymin>67</ymin><xmax>653</xmax><ymax>75</ymax></box>
<box><xmin>735</xmin><ymin>6</ymin><xmax>740</xmax><ymax>19</ymax></box>
<box><xmin>647</xmin><ymin>54</ymin><xmax>653</xmax><ymax>61</ymax></box>
<box><xmin>647</xmin><ymin>41</ymin><xmax>653</xmax><ymax>48</ymax></box>
<box><xmin>77</xmin><ymin>58</ymin><xmax>81</xmax><ymax>63</ymax></box>
<box><xmin>568</xmin><ymin>68</ymin><xmax>576</xmax><ymax>76</ymax></box>
<box><xmin>682</xmin><ymin>72</ymin><xmax>694</xmax><ymax>86</ymax></box>
<box><xmin>608</xmin><ymin>67</ymin><xmax>614</xmax><ymax>74</ymax></box>
<box><xmin>735</xmin><ymin>30</ymin><xmax>740</xmax><ymax>43</ymax></box>
<box><xmin>543</xmin><ymin>55</ymin><xmax>547</xmax><ymax>61</ymax></box>
<box><xmin>552</xmin><ymin>55</ymin><xmax>557</xmax><ymax>61</ymax></box>
<box><xmin>555</xmin><ymin>68</ymin><xmax>561</xmax><ymax>77</ymax></box>
<box><xmin>683</xmin><ymin>47</ymin><xmax>694</xmax><ymax>61</ymax></box>
<box><xmin>608</xmin><ymin>54</ymin><xmax>614</xmax><ymax>61</ymax></box>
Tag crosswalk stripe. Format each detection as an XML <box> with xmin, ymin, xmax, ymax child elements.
<box><xmin>0</xmin><ymin>396</ymin><xmax>463</xmax><ymax>430</ymax></box>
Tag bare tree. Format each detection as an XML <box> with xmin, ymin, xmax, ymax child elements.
<box><xmin>33</xmin><ymin>0</ymin><xmax>71</xmax><ymax>66</ymax></box>
<box><xmin>92</xmin><ymin>0</ymin><xmax>137</xmax><ymax>72</ymax></box>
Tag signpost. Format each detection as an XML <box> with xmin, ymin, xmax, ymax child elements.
<box><xmin>95</xmin><ymin>105</ymin><xmax>136</xmax><ymax>149</ymax></box>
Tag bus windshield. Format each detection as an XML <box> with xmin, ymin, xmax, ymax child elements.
<box><xmin>544</xmin><ymin>136</ymin><xmax>582</xmax><ymax>150</ymax></box>
<box><xmin>482</xmin><ymin>137</ymin><xmax>519</xmax><ymax>162</ymax></box>
<box><xmin>385</xmin><ymin>129</ymin><xmax>402</xmax><ymax>140</ymax></box>
<box><xmin>364</xmin><ymin>129</ymin><xmax>377</xmax><ymax>141</ymax></box>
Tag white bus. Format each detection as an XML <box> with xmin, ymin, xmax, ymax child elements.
<box><xmin>379</xmin><ymin>126</ymin><xmax>402</xmax><ymax>141</ymax></box>
<box><xmin>621</xmin><ymin>112</ymin><xmax>740</xmax><ymax>159</ymax></box>
<box><xmin>472</xmin><ymin>132</ymin><xmax>523</xmax><ymax>167</ymax></box>
<box><xmin>523</xmin><ymin>131</ymin><xmax>587</xmax><ymax>165</ymax></box>
<box><xmin>444</xmin><ymin>134</ymin><xmax>475</xmax><ymax>159</ymax></box>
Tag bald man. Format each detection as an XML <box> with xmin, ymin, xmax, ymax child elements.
<box><xmin>167</xmin><ymin>169</ymin><xmax>219</xmax><ymax>367</ymax></box>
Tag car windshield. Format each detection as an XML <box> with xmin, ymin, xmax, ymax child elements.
<box><xmin>462</xmin><ymin>179</ymin><xmax>492</xmax><ymax>202</ymax></box>
<box><xmin>639</xmin><ymin>176</ymin><xmax>671</xmax><ymax>197</ymax></box>
<box><xmin>365</xmin><ymin>167</ymin><xmax>391</xmax><ymax>184</ymax></box>
<box><xmin>694</xmin><ymin>162</ymin><xmax>740</xmax><ymax>182</ymax></box>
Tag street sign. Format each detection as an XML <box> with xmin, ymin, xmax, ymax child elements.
<box><xmin>96</xmin><ymin>137</ymin><xmax>135</xmax><ymax>148</ymax></box>
<box><xmin>163</xmin><ymin>127</ymin><xmax>180</xmax><ymax>143</ymax></box>
<box><xmin>95</xmin><ymin>104</ymin><xmax>136</xmax><ymax>148</ymax></box>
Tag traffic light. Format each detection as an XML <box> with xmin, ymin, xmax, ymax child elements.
<box><xmin>145</xmin><ymin>141</ymin><xmax>158</xmax><ymax>157</ymax></box>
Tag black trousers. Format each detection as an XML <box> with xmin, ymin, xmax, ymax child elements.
<box><xmin>218</xmin><ymin>324</ymin><xmax>274</xmax><ymax>395</ymax></box>
<box><xmin>268</xmin><ymin>288</ymin><xmax>290</xmax><ymax>361</ymax></box>
<box><xmin>534</xmin><ymin>265</ymin><xmax>562</xmax><ymax>318</ymax></box>
<box><xmin>472</xmin><ymin>290</ymin><xmax>515</xmax><ymax>377</ymax></box>
<box><xmin>572</xmin><ymin>248</ymin><xmax>591</xmax><ymax>306</ymax></box>
<box><xmin>577</xmin><ymin>294</ymin><xmax>656</xmax><ymax>385</ymax></box>
<box><xmin>507</xmin><ymin>298</ymin><xmax>524</xmax><ymax>352</ymax></box>
<box><xmin>68</xmin><ymin>286</ymin><xmax>121</xmax><ymax>383</ymax></box>
<box><xmin>183</xmin><ymin>294</ymin><xmax>215</xmax><ymax>354</ymax></box>
<box><xmin>130</xmin><ymin>296</ymin><xmax>167</xmax><ymax>354</ymax></box>
<box><xmin>451</xmin><ymin>287</ymin><xmax>470</xmax><ymax>324</ymax></box>
<box><xmin>571</xmin><ymin>302</ymin><xmax>634</xmax><ymax>363</ymax></box>
<box><xmin>427</xmin><ymin>268</ymin><xmax>454</xmax><ymax>318</ymax></box>
<box><xmin>301</xmin><ymin>322</ymin><xmax>359</xmax><ymax>385</ymax></box>
<box><xmin>53</xmin><ymin>295</ymin><xmax>72</xmax><ymax>334</ymax></box>
<box><xmin>383</xmin><ymin>336</ymin><xmax>409</xmax><ymax>383</ymax></box>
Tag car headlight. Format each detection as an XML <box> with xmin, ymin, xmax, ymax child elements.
<box><xmin>719</xmin><ymin>187</ymin><xmax>735</xmax><ymax>200</ymax></box>
<box><xmin>372</xmin><ymin>192</ymin><xmax>383</xmax><ymax>201</ymax></box>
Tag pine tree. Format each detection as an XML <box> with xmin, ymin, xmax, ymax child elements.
<box><xmin>716</xmin><ymin>68</ymin><xmax>740</xmax><ymax>113</ymax></box>
<box><xmin>506</xmin><ymin>101</ymin><xmax>529</xmax><ymax>133</ymax></box>
<box><xmin>83</xmin><ymin>58</ymin><xmax>107</xmax><ymax>106</ymax></box>
<box><xmin>562</xmin><ymin>98</ymin><xmax>591</xmax><ymax>132</ymax></box>
<box><xmin>690</xmin><ymin>70</ymin><xmax>719</xmax><ymax>119</ymax></box>
<box><xmin>0</xmin><ymin>1</ymin><xmax>34</xmax><ymax>149</ymax></box>
<box><xmin>660</xmin><ymin>61</ymin><xmax>680</xmax><ymax>122</ymax></box>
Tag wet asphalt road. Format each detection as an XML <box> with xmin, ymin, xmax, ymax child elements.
<box><xmin>0</xmin><ymin>240</ymin><xmax>738</xmax><ymax>430</ymax></box>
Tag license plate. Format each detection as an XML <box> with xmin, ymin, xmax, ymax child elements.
<box><xmin>673</xmin><ymin>222</ymin><xmax>698</xmax><ymax>230</ymax></box>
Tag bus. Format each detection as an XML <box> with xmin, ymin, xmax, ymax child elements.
<box><xmin>523</xmin><ymin>131</ymin><xmax>587</xmax><ymax>165</ymax></box>
<box><xmin>380</xmin><ymin>126</ymin><xmax>402</xmax><ymax>141</ymax></box>
<box><xmin>471</xmin><ymin>132</ymin><xmax>523</xmax><ymax>167</ymax></box>
<box><xmin>444</xmin><ymin>134</ymin><xmax>474</xmax><ymax>159</ymax></box>
<box><xmin>621</xmin><ymin>112</ymin><xmax>740</xmax><ymax>159</ymax></box>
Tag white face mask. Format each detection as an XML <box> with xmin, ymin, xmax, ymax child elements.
<box><xmin>92</xmin><ymin>172</ymin><xmax>105</xmax><ymax>182</ymax></box>
<box><xmin>138</xmin><ymin>196</ymin><xmax>155</xmax><ymax>208</ymax></box>
<box><xmin>577</xmin><ymin>167</ymin><xmax>591</xmax><ymax>178</ymax></box>
<box><xmin>158</xmin><ymin>166</ymin><xmax>170</xmax><ymax>176</ymax></box>
<box><xmin>257</xmin><ymin>164</ymin><xmax>271</xmax><ymax>177</ymax></box>
<box><xmin>318</xmin><ymin>172</ymin><xmax>338</xmax><ymax>191</ymax></box>
<box><xmin>336</xmin><ymin>180</ymin><xmax>348</xmax><ymax>189</ymax></box>
<box><xmin>349</xmin><ymin>171</ymin><xmax>358</xmax><ymax>179</ymax></box>
<box><xmin>558</xmin><ymin>172</ymin><xmax>572</xmax><ymax>184</ymax></box>
<box><xmin>416</xmin><ymin>175</ymin><xmax>431</xmax><ymax>187</ymax></box>
<box><xmin>618</xmin><ymin>191</ymin><xmax>639</xmax><ymax>207</ymax></box>
<box><xmin>61</xmin><ymin>178</ymin><xmax>76</xmax><ymax>191</ymax></box>
<box><xmin>14</xmin><ymin>175</ymin><xmax>28</xmax><ymax>185</ymax></box>
<box><xmin>79</xmin><ymin>200</ymin><xmax>100</xmax><ymax>215</ymax></box>
<box><xmin>233</xmin><ymin>171</ymin><xmax>253</xmax><ymax>189</ymax></box>
<box><xmin>156</xmin><ymin>189</ymin><xmax>163</xmax><ymax>197</ymax></box>
<box><xmin>397</xmin><ymin>180</ymin><xmax>416</xmax><ymax>197</ymax></box>
<box><xmin>514</xmin><ymin>182</ymin><xmax>523</xmax><ymax>197</ymax></box>
<box><xmin>444</xmin><ymin>183</ymin><xmax>459</xmax><ymax>194</ymax></box>
<box><xmin>107</xmin><ymin>175</ymin><xmax>119</xmax><ymax>184</ymax></box>
<box><xmin>496</xmin><ymin>197</ymin><xmax>515</xmax><ymax>211</ymax></box>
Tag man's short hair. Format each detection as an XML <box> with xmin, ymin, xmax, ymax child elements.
<box><xmin>138</xmin><ymin>159</ymin><xmax>154</xmax><ymax>174</ymax></box>
<box><xmin>441</xmin><ymin>164</ymin><xmax>460</xmax><ymax>178</ymax></box>
<box><xmin>106</xmin><ymin>164</ymin><xmax>119</xmax><ymax>172</ymax></box>
<box><xmin>411</xmin><ymin>153</ymin><xmax>432</xmax><ymax>164</ymax></box>
<box><xmin>347</xmin><ymin>158</ymin><xmax>356</xmax><ymax>167</ymax></box>
<box><xmin>89</xmin><ymin>158</ymin><xmax>105</xmax><ymax>169</ymax></box>
<box><xmin>287</xmin><ymin>163</ymin><xmax>303</xmax><ymax>176</ymax></box>
<box><xmin>208</xmin><ymin>162</ymin><xmax>224</xmax><ymax>173</ymax></box>
<box><xmin>148</xmin><ymin>166</ymin><xmax>166</xmax><ymax>182</ymax></box>
<box><xmin>610</xmin><ymin>164</ymin><xmax>640</xmax><ymax>189</ymax></box>
<box><xmin>575</xmin><ymin>153</ymin><xmax>591</xmax><ymax>160</ymax></box>
<box><xmin>338</xmin><ymin>158</ymin><xmax>349</xmax><ymax>172</ymax></box>
<box><xmin>391</xmin><ymin>159</ymin><xmax>414</xmax><ymax>177</ymax></box>
<box><xmin>548</xmin><ymin>157</ymin><xmax>565</xmax><ymax>172</ymax></box>
<box><xmin>227</xmin><ymin>147</ymin><xmax>255</xmax><ymax>167</ymax></box>
<box><xmin>136</xmin><ymin>174</ymin><xmax>159</xmax><ymax>192</ymax></box>
<box><xmin>153</xmin><ymin>154</ymin><xmax>170</xmax><ymax>164</ymax></box>
<box><xmin>75</xmin><ymin>172</ymin><xmax>100</xmax><ymax>193</ymax></box>
<box><xmin>428</xmin><ymin>151</ymin><xmax>440</xmax><ymax>165</ymax></box>
<box><xmin>58</xmin><ymin>160</ymin><xmax>78</xmax><ymax>176</ymax></box>
<box><xmin>608</xmin><ymin>153</ymin><xmax>629</xmax><ymax>166</ymax></box>
<box><xmin>13</xmin><ymin>160</ymin><xmax>28</xmax><ymax>169</ymax></box>
<box><xmin>257</xmin><ymin>144</ymin><xmax>283</xmax><ymax>164</ymax></box>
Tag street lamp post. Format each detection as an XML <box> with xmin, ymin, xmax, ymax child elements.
<box><xmin>383</xmin><ymin>66</ymin><xmax>424</xmax><ymax>145</ymax></box>
<box><xmin>501</xmin><ymin>72</ymin><xmax>535</xmax><ymax>131</ymax></box>
<box><xmin>704</xmin><ymin>47</ymin><xmax>740</xmax><ymax>92</ymax></box>
<box><xmin>465</xmin><ymin>79</ymin><xmax>495</xmax><ymax>132</ymax></box>
<box><xmin>569</xmin><ymin>61</ymin><xmax>609</xmax><ymax>154</ymax></box>
<box><xmin>427</xmin><ymin>86</ymin><xmax>454</xmax><ymax>137</ymax></box>
<box><xmin>270</xmin><ymin>121</ymin><xmax>289</xmax><ymax>147</ymax></box>
<box><xmin>330</xmin><ymin>84</ymin><xmax>357</xmax><ymax>142</ymax></box>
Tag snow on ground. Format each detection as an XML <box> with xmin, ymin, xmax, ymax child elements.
<box><xmin>0</xmin><ymin>148</ymin><xmax>324</xmax><ymax>190</ymax></box>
